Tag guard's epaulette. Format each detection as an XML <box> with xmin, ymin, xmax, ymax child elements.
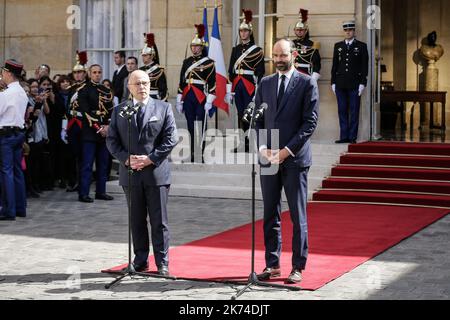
<box><xmin>312</xmin><ymin>41</ymin><xmax>321</xmax><ymax>50</ymax></box>
<box><xmin>76</xmin><ymin>83</ymin><xmax>87</xmax><ymax>92</ymax></box>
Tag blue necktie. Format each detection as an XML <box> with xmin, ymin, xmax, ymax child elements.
<box><xmin>136</xmin><ymin>104</ymin><xmax>145</xmax><ymax>131</ymax></box>
<box><xmin>277</xmin><ymin>75</ymin><xmax>286</xmax><ymax>109</ymax></box>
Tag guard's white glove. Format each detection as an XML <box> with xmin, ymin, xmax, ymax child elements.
<box><xmin>224</xmin><ymin>93</ymin><xmax>232</xmax><ymax>104</ymax></box>
<box><xmin>332</xmin><ymin>84</ymin><xmax>336</xmax><ymax>94</ymax></box>
<box><xmin>204</xmin><ymin>94</ymin><xmax>216</xmax><ymax>112</ymax></box>
<box><xmin>176</xmin><ymin>94</ymin><xmax>183</xmax><ymax>114</ymax></box>
<box><xmin>60</xmin><ymin>128</ymin><xmax>68</xmax><ymax>144</ymax></box>
<box><xmin>311</xmin><ymin>72</ymin><xmax>321</xmax><ymax>82</ymax></box>
<box><xmin>358</xmin><ymin>84</ymin><xmax>365</xmax><ymax>96</ymax></box>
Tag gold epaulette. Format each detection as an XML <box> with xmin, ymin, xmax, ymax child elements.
<box><xmin>312</xmin><ymin>41</ymin><xmax>321</xmax><ymax>50</ymax></box>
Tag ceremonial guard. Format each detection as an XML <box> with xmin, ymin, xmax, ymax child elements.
<box><xmin>292</xmin><ymin>9</ymin><xmax>321</xmax><ymax>81</ymax></box>
<box><xmin>140</xmin><ymin>33</ymin><xmax>168</xmax><ymax>101</ymax></box>
<box><xmin>331</xmin><ymin>20</ymin><xmax>368</xmax><ymax>144</ymax></box>
<box><xmin>63</xmin><ymin>51</ymin><xmax>89</xmax><ymax>192</ymax></box>
<box><xmin>176</xmin><ymin>24</ymin><xmax>216</xmax><ymax>162</ymax></box>
<box><xmin>227</xmin><ymin>9</ymin><xmax>265</xmax><ymax>152</ymax></box>
<box><xmin>77</xmin><ymin>64</ymin><xmax>114</xmax><ymax>202</ymax></box>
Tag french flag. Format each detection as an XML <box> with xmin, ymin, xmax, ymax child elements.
<box><xmin>208</xmin><ymin>5</ymin><xmax>229</xmax><ymax>116</ymax></box>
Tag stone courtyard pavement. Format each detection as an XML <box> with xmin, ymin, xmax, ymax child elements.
<box><xmin>0</xmin><ymin>189</ymin><xmax>449</xmax><ymax>300</ymax></box>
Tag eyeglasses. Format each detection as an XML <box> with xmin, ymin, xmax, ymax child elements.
<box><xmin>130</xmin><ymin>81</ymin><xmax>150</xmax><ymax>86</ymax></box>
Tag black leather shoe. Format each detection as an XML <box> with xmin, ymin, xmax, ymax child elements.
<box><xmin>335</xmin><ymin>139</ymin><xmax>350</xmax><ymax>144</ymax></box>
<box><xmin>0</xmin><ymin>215</ymin><xmax>15</xmax><ymax>221</ymax></box>
<box><xmin>16</xmin><ymin>213</ymin><xmax>26</xmax><ymax>218</ymax></box>
<box><xmin>286</xmin><ymin>269</ymin><xmax>303</xmax><ymax>284</ymax></box>
<box><xmin>66</xmin><ymin>184</ymin><xmax>79</xmax><ymax>192</ymax></box>
<box><xmin>257</xmin><ymin>267</ymin><xmax>281</xmax><ymax>281</ymax></box>
<box><xmin>78</xmin><ymin>195</ymin><xmax>94</xmax><ymax>203</ymax></box>
<box><xmin>350</xmin><ymin>139</ymin><xmax>357</xmax><ymax>144</ymax></box>
<box><xmin>158</xmin><ymin>265</ymin><xmax>169</xmax><ymax>276</ymax></box>
<box><xmin>95</xmin><ymin>193</ymin><xmax>114</xmax><ymax>200</ymax></box>
<box><xmin>133</xmin><ymin>262</ymin><xmax>148</xmax><ymax>272</ymax></box>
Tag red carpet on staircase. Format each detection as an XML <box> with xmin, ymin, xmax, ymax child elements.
<box><xmin>103</xmin><ymin>141</ymin><xmax>450</xmax><ymax>290</ymax></box>
<box><xmin>313</xmin><ymin>141</ymin><xmax>450</xmax><ymax>208</ymax></box>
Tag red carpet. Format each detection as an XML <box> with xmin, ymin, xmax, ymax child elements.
<box><xmin>314</xmin><ymin>141</ymin><xmax>450</xmax><ymax>207</ymax></box>
<box><xmin>102</xmin><ymin>203</ymin><xmax>448</xmax><ymax>290</ymax></box>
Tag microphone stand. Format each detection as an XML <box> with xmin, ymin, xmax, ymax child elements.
<box><xmin>105</xmin><ymin>102</ymin><xmax>176</xmax><ymax>289</ymax></box>
<box><xmin>231</xmin><ymin>103</ymin><xmax>301</xmax><ymax>300</ymax></box>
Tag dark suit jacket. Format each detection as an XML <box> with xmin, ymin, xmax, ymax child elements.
<box><xmin>106</xmin><ymin>98</ymin><xmax>179</xmax><ymax>186</ymax></box>
<box><xmin>112</xmin><ymin>66</ymin><xmax>129</xmax><ymax>101</ymax></box>
<box><xmin>331</xmin><ymin>39</ymin><xmax>368</xmax><ymax>90</ymax></box>
<box><xmin>255</xmin><ymin>70</ymin><xmax>319</xmax><ymax>168</ymax></box>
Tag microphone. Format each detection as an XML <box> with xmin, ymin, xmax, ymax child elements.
<box><xmin>254</xmin><ymin>102</ymin><xmax>268</xmax><ymax>121</ymax></box>
<box><xmin>119</xmin><ymin>101</ymin><xmax>142</xmax><ymax>119</ymax></box>
<box><xmin>242</xmin><ymin>101</ymin><xmax>255</xmax><ymax>123</ymax></box>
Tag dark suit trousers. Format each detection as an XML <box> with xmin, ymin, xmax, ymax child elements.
<box><xmin>336</xmin><ymin>88</ymin><xmax>361</xmax><ymax>141</ymax></box>
<box><xmin>123</xmin><ymin>184</ymin><xmax>170</xmax><ymax>267</ymax></box>
<box><xmin>260</xmin><ymin>165</ymin><xmax>309</xmax><ymax>270</ymax></box>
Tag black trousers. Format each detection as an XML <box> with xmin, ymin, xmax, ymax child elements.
<box><xmin>123</xmin><ymin>184</ymin><xmax>170</xmax><ymax>267</ymax></box>
<box><xmin>260</xmin><ymin>165</ymin><xmax>309</xmax><ymax>270</ymax></box>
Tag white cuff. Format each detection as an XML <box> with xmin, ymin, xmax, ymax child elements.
<box><xmin>176</xmin><ymin>94</ymin><xmax>182</xmax><ymax>103</ymax></box>
<box><xmin>206</xmin><ymin>94</ymin><xmax>216</xmax><ymax>104</ymax></box>
<box><xmin>259</xmin><ymin>145</ymin><xmax>267</xmax><ymax>153</ymax></box>
<box><xmin>284</xmin><ymin>146</ymin><xmax>294</xmax><ymax>157</ymax></box>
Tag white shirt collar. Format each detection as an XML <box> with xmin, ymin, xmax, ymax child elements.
<box><xmin>278</xmin><ymin>66</ymin><xmax>296</xmax><ymax>81</ymax></box>
<box><xmin>345</xmin><ymin>38</ymin><xmax>355</xmax><ymax>45</ymax></box>
<box><xmin>133</xmin><ymin>97</ymin><xmax>150</xmax><ymax>106</ymax></box>
<box><xmin>117</xmin><ymin>64</ymin><xmax>125</xmax><ymax>73</ymax></box>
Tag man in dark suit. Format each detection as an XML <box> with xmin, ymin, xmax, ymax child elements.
<box><xmin>255</xmin><ymin>39</ymin><xmax>319</xmax><ymax>284</ymax></box>
<box><xmin>106</xmin><ymin>70</ymin><xmax>178</xmax><ymax>275</ymax></box>
<box><xmin>331</xmin><ymin>20</ymin><xmax>368</xmax><ymax>144</ymax></box>
<box><xmin>112</xmin><ymin>51</ymin><xmax>129</xmax><ymax>102</ymax></box>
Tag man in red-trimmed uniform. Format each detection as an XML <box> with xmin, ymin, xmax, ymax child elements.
<box><xmin>176</xmin><ymin>24</ymin><xmax>216</xmax><ymax>162</ymax></box>
<box><xmin>227</xmin><ymin>9</ymin><xmax>265</xmax><ymax>152</ymax></box>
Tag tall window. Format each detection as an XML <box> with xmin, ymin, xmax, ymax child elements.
<box><xmin>79</xmin><ymin>0</ymin><xmax>149</xmax><ymax>79</ymax></box>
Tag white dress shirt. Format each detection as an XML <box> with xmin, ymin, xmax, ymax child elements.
<box><xmin>0</xmin><ymin>81</ymin><xmax>28</xmax><ymax>128</ymax></box>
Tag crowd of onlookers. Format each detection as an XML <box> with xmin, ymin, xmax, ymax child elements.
<box><xmin>0</xmin><ymin>63</ymin><xmax>120</xmax><ymax>200</ymax></box>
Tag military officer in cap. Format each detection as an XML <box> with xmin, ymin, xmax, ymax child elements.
<box><xmin>331</xmin><ymin>20</ymin><xmax>368</xmax><ymax>144</ymax></box>
<box><xmin>227</xmin><ymin>9</ymin><xmax>265</xmax><ymax>152</ymax></box>
<box><xmin>77</xmin><ymin>64</ymin><xmax>114</xmax><ymax>202</ymax></box>
<box><xmin>0</xmin><ymin>59</ymin><xmax>28</xmax><ymax>220</ymax></box>
<box><xmin>176</xmin><ymin>24</ymin><xmax>216</xmax><ymax>162</ymax></box>
<box><xmin>293</xmin><ymin>8</ymin><xmax>321</xmax><ymax>81</ymax></box>
<box><xmin>140</xmin><ymin>33</ymin><xmax>168</xmax><ymax>101</ymax></box>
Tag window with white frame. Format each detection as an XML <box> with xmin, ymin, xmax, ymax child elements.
<box><xmin>79</xmin><ymin>0</ymin><xmax>149</xmax><ymax>80</ymax></box>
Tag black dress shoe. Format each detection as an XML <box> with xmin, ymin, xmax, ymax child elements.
<box><xmin>78</xmin><ymin>195</ymin><xmax>94</xmax><ymax>203</ymax></box>
<box><xmin>66</xmin><ymin>184</ymin><xmax>79</xmax><ymax>192</ymax></box>
<box><xmin>335</xmin><ymin>139</ymin><xmax>350</xmax><ymax>144</ymax></box>
<box><xmin>16</xmin><ymin>212</ymin><xmax>26</xmax><ymax>218</ymax></box>
<box><xmin>133</xmin><ymin>262</ymin><xmax>148</xmax><ymax>272</ymax></box>
<box><xmin>157</xmin><ymin>265</ymin><xmax>169</xmax><ymax>276</ymax></box>
<box><xmin>0</xmin><ymin>215</ymin><xmax>15</xmax><ymax>221</ymax></box>
<box><xmin>95</xmin><ymin>193</ymin><xmax>114</xmax><ymax>200</ymax></box>
<box><xmin>256</xmin><ymin>267</ymin><xmax>281</xmax><ymax>281</ymax></box>
<box><xmin>350</xmin><ymin>139</ymin><xmax>357</xmax><ymax>144</ymax></box>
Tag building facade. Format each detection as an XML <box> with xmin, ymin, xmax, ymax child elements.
<box><xmin>1</xmin><ymin>0</ymin><xmax>449</xmax><ymax>142</ymax></box>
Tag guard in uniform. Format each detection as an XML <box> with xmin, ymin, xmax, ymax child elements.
<box><xmin>176</xmin><ymin>24</ymin><xmax>216</xmax><ymax>162</ymax></box>
<box><xmin>77</xmin><ymin>64</ymin><xmax>114</xmax><ymax>202</ymax></box>
<box><xmin>227</xmin><ymin>9</ymin><xmax>265</xmax><ymax>152</ymax></box>
<box><xmin>0</xmin><ymin>59</ymin><xmax>28</xmax><ymax>220</ymax></box>
<box><xmin>140</xmin><ymin>33</ymin><xmax>168</xmax><ymax>101</ymax></box>
<box><xmin>331</xmin><ymin>20</ymin><xmax>368</xmax><ymax>143</ymax></box>
<box><xmin>293</xmin><ymin>9</ymin><xmax>321</xmax><ymax>81</ymax></box>
<box><xmin>64</xmin><ymin>51</ymin><xmax>89</xmax><ymax>192</ymax></box>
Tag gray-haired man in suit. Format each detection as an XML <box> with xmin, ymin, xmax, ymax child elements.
<box><xmin>255</xmin><ymin>39</ymin><xmax>319</xmax><ymax>284</ymax></box>
<box><xmin>107</xmin><ymin>70</ymin><xmax>178</xmax><ymax>275</ymax></box>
